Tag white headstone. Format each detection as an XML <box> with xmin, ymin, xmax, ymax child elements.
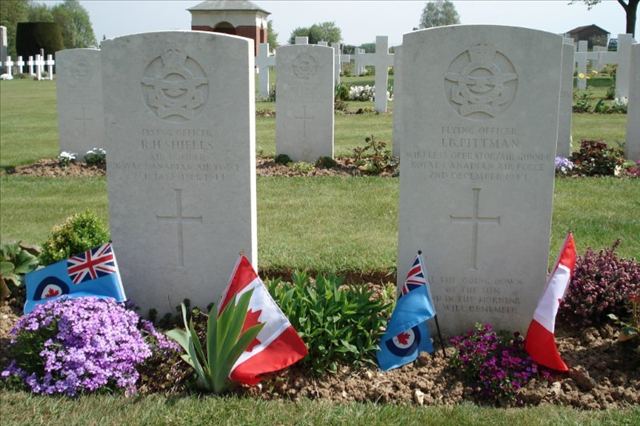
<box><xmin>355</xmin><ymin>48</ymin><xmax>366</xmax><ymax>75</ymax></box>
<box><xmin>626</xmin><ymin>43</ymin><xmax>640</xmax><ymax>162</ymax></box>
<box><xmin>576</xmin><ymin>40</ymin><xmax>588</xmax><ymax>90</ymax></box>
<box><xmin>0</xmin><ymin>26</ymin><xmax>7</xmax><ymax>66</ymax></box>
<box><xmin>359</xmin><ymin>36</ymin><xmax>394</xmax><ymax>112</ymax></box>
<box><xmin>35</xmin><ymin>54</ymin><xmax>43</xmax><ymax>80</ymax></box>
<box><xmin>397</xmin><ymin>26</ymin><xmax>563</xmax><ymax>335</ymax></box>
<box><xmin>556</xmin><ymin>40</ymin><xmax>575</xmax><ymax>158</ymax></box>
<box><xmin>56</xmin><ymin>48</ymin><xmax>104</xmax><ymax>157</ymax></box>
<box><xmin>331</xmin><ymin>42</ymin><xmax>341</xmax><ymax>84</ymax></box>
<box><xmin>295</xmin><ymin>36</ymin><xmax>309</xmax><ymax>45</ymax></box>
<box><xmin>392</xmin><ymin>45</ymin><xmax>403</xmax><ymax>158</ymax></box>
<box><xmin>46</xmin><ymin>54</ymin><xmax>54</xmax><ymax>80</ymax></box>
<box><xmin>615</xmin><ymin>34</ymin><xmax>636</xmax><ymax>99</ymax></box>
<box><xmin>317</xmin><ymin>41</ymin><xmax>328</xmax><ymax>47</ymax></box>
<box><xmin>102</xmin><ymin>31</ymin><xmax>257</xmax><ymax>315</ymax></box>
<box><xmin>593</xmin><ymin>46</ymin><xmax>607</xmax><ymax>71</ymax></box>
<box><xmin>27</xmin><ymin>56</ymin><xmax>34</xmax><ymax>75</ymax></box>
<box><xmin>16</xmin><ymin>56</ymin><xmax>24</xmax><ymax>74</ymax></box>
<box><xmin>4</xmin><ymin>56</ymin><xmax>13</xmax><ymax>76</ymax></box>
<box><xmin>275</xmin><ymin>44</ymin><xmax>334</xmax><ymax>162</ymax></box>
<box><xmin>256</xmin><ymin>42</ymin><xmax>275</xmax><ymax>99</ymax></box>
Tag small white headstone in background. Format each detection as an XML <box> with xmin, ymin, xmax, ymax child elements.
<box><xmin>626</xmin><ymin>43</ymin><xmax>640</xmax><ymax>162</ymax></box>
<box><xmin>46</xmin><ymin>54</ymin><xmax>54</xmax><ymax>80</ymax></box>
<box><xmin>256</xmin><ymin>42</ymin><xmax>275</xmax><ymax>99</ymax></box>
<box><xmin>355</xmin><ymin>48</ymin><xmax>366</xmax><ymax>75</ymax></box>
<box><xmin>397</xmin><ymin>25</ymin><xmax>563</xmax><ymax>335</ymax></box>
<box><xmin>359</xmin><ymin>36</ymin><xmax>394</xmax><ymax>112</ymax></box>
<box><xmin>616</xmin><ymin>34</ymin><xmax>636</xmax><ymax>99</ymax></box>
<box><xmin>576</xmin><ymin>40</ymin><xmax>588</xmax><ymax>90</ymax></box>
<box><xmin>102</xmin><ymin>31</ymin><xmax>257</xmax><ymax>315</ymax></box>
<box><xmin>318</xmin><ymin>41</ymin><xmax>328</xmax><ymax>47</ymax></box>
<box><xmin>35</xmin><ymin>54</ymin><xmax>43</xmax><ymax>80</ymax></box>
<box><xmin>392</xmin><ymin>45</ymin><xmax>403</xmax><ymax>158</ymax></box>
<box><xmin>27</xmin><ymin>56</ymin><xmax>34</xmax><ymax>75</ymax></box>
<box><xmin>593</xmin><ymin>46</ymin><xmax>607</xmax><ymax>71</ymax></box>
<box><xmin>0</xmin><ymin>26</ymin><xmax>7</xmax><ymax>66</ymax></box>
<box><xmin>4</xmin><ymin>56</ymin><xmax>13</xmax><ymax>77</ymax></box>
<box><xmin>56</xmin><ymin>48</ymin><xmax>104</xmax><ymax>157</ymax></box>
<box><xmin>556</xmin><ymin>40</ymin><xmax>575</xmax><ymax>158</ymax></box>
<box><xmin>295</xmin><ymin>36</ymin><xmax>309</xmax><ymax>45</ymax></box>
<box><xmin>331</xmin><ymin>42</ymin><xmax>341</xmax><ymax>84</ymax></box>
<box><xmin>16</xmin><ymin>56</ymin><xmax>24</xmax><ymax>74</ymax></box>
<box><xmin>276</xmin><ymin>44</ymin><xmax>334</xmax><ymax>162</ymax></box>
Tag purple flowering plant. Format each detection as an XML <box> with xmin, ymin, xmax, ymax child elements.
<box><xmin>1</xmin><ymin>297</ymin><xmax>177</xmax><ymax>396</ymax></box>
<box><xmin>449</xmin><ymin>323</ymin><xmax>551</xmax><ymax>403</ymax></box>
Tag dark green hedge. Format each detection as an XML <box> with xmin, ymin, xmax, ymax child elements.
<box><xmin>16</xmin><ymin>22</ymin><xmax>64</xmax><ymax>57</ymax></box>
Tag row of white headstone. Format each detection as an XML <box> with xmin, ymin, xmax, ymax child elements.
<box><xmin>56</xmin><ymin>27</ymin><xmax>639</xmax><ymax>337</ymax></box>
<box><xmin>257</xmin><ymin>35</ymin><xmax>395</xmax><ymax>113</ymax></box>
<box><xmin>1</xmin><ymin>54</ymin><xmax>55</xmax><ymax>80</ymax></box>
<box><xmin>573</xmin><ymin>33</ymin><xmax>636</xmax><ymax>96</ymax></box>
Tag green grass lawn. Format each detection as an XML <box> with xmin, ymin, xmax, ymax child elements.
<box><xmin>2</xmin><ymin>176</ymin><xmax>638</xmax><ymax>274</ymax></box>
<box><xmin>1</xmin><ymin>390</ymin><xmax>638</xmax><ymax>426</ymax></box>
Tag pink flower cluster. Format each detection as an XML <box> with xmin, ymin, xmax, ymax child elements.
<box><xmin>1</xmin><ymin>297</ymin><xmax>175</xmax><ymax>396</ymax></box>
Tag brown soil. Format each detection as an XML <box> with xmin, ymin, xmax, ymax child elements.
<box><xmin>5</xmin><ymin>158</ymin><xmax>397</xmax><ymax>178</ymax></box>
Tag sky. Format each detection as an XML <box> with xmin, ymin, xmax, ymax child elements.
<box><xmin>44</xmin><ymin>0</ymin><xmax>626</xmax><ymax>47</ymax></box>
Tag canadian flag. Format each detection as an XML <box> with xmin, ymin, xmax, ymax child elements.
<box><xmin>524</xmin><ymin>233</ymin><xmax>577</xmax><ymax>372</ymax></box>
<box><xmin>218</xmin><ymin>255</ymin><xmax>308</xmax><ymax>384</ymax></box>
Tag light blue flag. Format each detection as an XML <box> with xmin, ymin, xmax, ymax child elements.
<box><xmin>24</xmin><ymin>243</ymin><xmax>126</xmax><ymax>314</ymax></box>
<box><xmin>376</xmin><ymin>285</ymin><xmax>435</xmax><ymax>371</ymax></box>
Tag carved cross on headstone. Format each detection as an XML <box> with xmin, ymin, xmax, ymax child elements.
<box><xmin>74</xmin><ymin>107</ymin><xmax>93</xmax><ymax>138</ymax></box>
<box><xmin>156</xmin><ymin>188</ymin><xmax>203</xmax><ymax>267</ymax></box>
<box><xmin>294</xmin><ymin>105</ymin><xmax>314</xmax><ymax>141</ymax></box>
<box><xmin>450</xmin><ymin>188</ymin><xmax>501</xmax><ymax>270</ymax></box>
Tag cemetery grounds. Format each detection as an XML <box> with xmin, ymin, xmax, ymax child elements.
<box><xmin>0</xmin><ymin>76</ymin><xmax>639</xmax><ymax>424</ymax></box>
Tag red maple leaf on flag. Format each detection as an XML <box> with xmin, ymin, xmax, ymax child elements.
<box><xmin>45</xmin><ymin>288</ymin><xmax>60</xmax><ymax>298</ymax></box>
<box><xmin>396</xmin><ymin>331</ymin><xmax>410</xmax><ymax>345</ymax></box>
<box><xmin>242</xmin><ymin>309</ymin><xmax>263</xmax><ymax>352</ymax></box>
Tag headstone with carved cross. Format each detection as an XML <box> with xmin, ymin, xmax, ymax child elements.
<box><xmin>358</xmin><ymin>36</ymin><xmax>394</xmax><ymax>112</ymax></box>
<box><xmin>102</xmin><ymin>31</ymin><xmax>257</xmax><ymax>315</ymax></box>
<box><xmin>46</xmin><ymin>54</ymin><xmax>55</xmax><ymax>80</ymax></box>
<box><xmin>56</xmin><ymin>48</ymin><xmax>104</xmax><ymax>157</ymax></box>
<box><xmin>256</xmin><ymin>42</ymin><xmax>275</xmax><ymax>100</ymax></box>
<box><xmin>397</xmin><ymin>26</ymin><xmax>563</xmax><ymax>335</ymax></box>
<box><xmin>275</xmin><ymin>43</ymin><xmax>334</xmax><ymax>162</ymax></box>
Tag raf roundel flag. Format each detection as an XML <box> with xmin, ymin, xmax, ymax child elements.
<box><xmin>24</xmin><ymin>243</ymin><xmax>126</xmax><ymax>314</ymax></box>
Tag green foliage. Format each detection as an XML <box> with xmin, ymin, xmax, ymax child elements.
<box><xmin>352</xmin><ymin>135</ymin><xmax>397</xmax><ymax>175</ymax></box>
<box><xmin>335</xmin><ymin>83</ymin><xmax>349</xmax><ymax>101</ymax></box>
<box><xmin>315</xmin><ymin>156</ymin><xmax>337</xmax><ymax>169</ymax></box>
<box><xmin>84</xmin><ymin>148</ymin><xmax>106</xmax><ymax>166</ymax></box>
<box><xmin>274</xmin><ymin>154</ymin><xmax>291</xmax><ymax>165</ymax></box>
<box><xmin>419</xmin><ymin>0</ymin><xmax>461</xmax><ymax>29</ymax></box>
<box><xmin>40</xmin><ymin>211</ymin><xmax>110</xmax><ymax>265</ymax></box>
<box><xmin>609</xmin><ymin>294</ymin><xmax>639</xmax><ymax>353</ymax></box>
<box><xmin>267</xmin><ymin>273</ymin><xmax>392</xmax><ymax>375</ymax></box>
<box><xmin>52</xmin><ymin>0</ymin><xmax>96</xmax><ymax>49</ymax></box>
<box><xmin>359</xmin><ymin>43</ymin><xmax>376</xmax><ymax>53</ymax></box>
<box><xmin>266</xmin><ymin>20</ymin><xmax>278</xmax><ymax>48</ymax></box>
<box><xmin>16</xmin><ymin>22</ymin><xmax>64</xmax><ymax>57</ymax></box>
<box><xmin>166</xmin><ymin>290</ymin><xmax>263</xmax><ymax>393</ymax></box>
<box><xmin>573</xmin><ymin>91</ymin><xmax>592</xmax><ymax>113</ymax></box>
<box><xmin>0</xmin><ymin>0</ymin><xmax>30</xmax><ymax>57</ymax></box>
<box><xmin>27</xmin><ymin>3</ymin><xmax>54</xmax><ymax>22</ymax></box>
<box><xmin>570</xmin><ymin>140</ymin><xmax>625</xmax><ymax>176</ymax></box>
<box><xmin>0</xmin><ymin>241</ymin><xmax>39</xmax><ymax>300</ymax></box>
<box><xmin>289</xmin><ymin>21</ymin><xmax>341</xmax><ymax>45</ymax></box>
<box><xmin>289</xmin><ymin>162</ymin><xmax>315</xmax><ymax>174</ymax></box>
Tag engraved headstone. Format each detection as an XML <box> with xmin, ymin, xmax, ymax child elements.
<box><xmin>615</xmin><ymin>34</ymin><xmax>636</xmax><ymax>99</ymax></box>
<box><xmin>331</xmin><ymin>42</ymin><xmax>341</xmax><ymax>84</ymax></box>
<box><xmin>392</xmin><ymin>45</ymin><xmax>403</xmax><ymax>158</ymax></box>
<box><xmin>46</xmin><ymin>54</ymin><xmax>54</xmax><ymax>80</ymax></box>
<box><xmin>626</xmin><ymin>43</ymin><xmax>640</xmax><ymax>162</ymax></box>
<box><xmin>295</xmin><ymin>36</ymin><xmax>308</xmax><ymax>45</ymax></box>
<box><xmin>256</xmin><ymin>42</ymin><xmax>275</xmax><ymax>99</ymax></box>
<box><xmin>358</xmin><ymin>36</ymin><xmax>394</xmax><ymax>112</ymax></box>
<box><xmin>35</xmin><ymin>54</ymin><xmax>43</xmax><ymax>80</ymax></box>
<box><xmin>556</xmin><ymin>40</ymin><xmax>575</xmax><ymax>158</ymax></box>
<box><xmin>397</xmin><ymin>26</ymin><xmax>563</xmax><ymax>335</ymax></box>
<box><xmin>276</xmin><ymin>44</ymin><xmax>334</xmax><ymax>162</ymax></box>
<box><xmin>56</xmin><ymin>48</ymin><xmax>104</xmax><ymax>157</ymax></box>
<box><xmin>576</xmin><ymin>40</ymin><xmax>588</xmax><ymax>90</ymax></box>
<box><xmin>102</xmin><ymin>32</ymin><xmax>257</xmax><ymax>314</ymax></box>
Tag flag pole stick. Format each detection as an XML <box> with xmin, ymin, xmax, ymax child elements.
<box><xmin>433</xmin><ymin>315</ymin><xmax>446</xmax><ymax>358</ymax></box>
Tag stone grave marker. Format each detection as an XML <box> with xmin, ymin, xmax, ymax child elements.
<box><xmin>256</xmin><ymin>42</ymin><xmax>275</xmax><ymax>99</ymax></box>
<box><xmin>331</xmin><ymin>42</ymin><xmax>341</xmax><ymax>84</ymax></box>
<box><xmin>4</xmin><ymin>56</ymin><xmax>13</xmax><ymax>77</ymax></box>
<box><xmin>35</xmin><ymin>54</ymin><xmax>43</xmax><ymax>80</ymax></box>
<box><xmin>275</xmin><ymin>44</ymin><xmax>334</xmax><ymax>162</ymax></box>
<box><xmin>626</xmin><ymin>43</ymin><xmax>640</xmax><ymax>162</ymax></box>
<box><xmin>0</xmin><ymin>26</ymin><xmax>6</xmax><ymax>66</ymax></box>
<box><xmin>392</xmin><ymin>45</ymin><xmax>403</xmax><ymax>158</ymax></box>
<box><xmin>355</xmin><ymin>47</ymin><xmax>366</xmax><ymax>75</ymax></box>
<box><xmin>46</xmin><ymin>54</ymin><xmax>54</xmax><ymax>79</ymax></box>
<box><xmin>56</xmin><ymin>48</ymin><xmax>104</xmax><ymax>157</ymax></box>
<box><xmin>101</xmin><ymin>31</ymin><xmax>257</xmax><ymax>315</ymax></box>
<box><xmin>27</xmin><ymin>56</ymin><xmax>34</xmax><ymax>75</ymax></box>
<box><xmin>359</xmin><ymin>36</ymin><xmax>394</xmax><ymax>112</ymax></box>
<box><xmin>295</xmin><ymin>36</ymin><xmax>309</xmax><ymax>45</ymax></box>
<box><xmin>16</xmin><ymin>56</ymin><xmax>24</xmax><ymax>74</ymax></box>
<box><xmin>556</xmin><ymin>39</ymin><xmax>575</xmax><ymax>158</ymax></box>
<box><xmin>397</xmin><ymin>25</ymin><xmax>563</xmax><ymax>335</ymax></box>
<box><xmin>576</xmin><ymin>40</ymin><xmax>588</xmax><ymax>90</ymax></box>
<box><xmin>616</xmin><ymin>34</ymin><xmax>636</xmax><ymax>99</ymax></box>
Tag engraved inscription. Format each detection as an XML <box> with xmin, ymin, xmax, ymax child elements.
<box><xmin>445</xmin><ymin>44</ymin><xmax>518</xmax><ymax>120</ymax></box>
<box><xmin>73</xmin><ymin>107</ymin><xmax>93</xmax><ymax>138</ymax></box>
<box><xmin>69</xmin><ymin>60</ymin><xmax>91</xmax><ymax>85</ymax></box>
<box><xmin>292</xmin><ymin>53</ymin><xmax>318</xmax><ymax>79</ymax></box>
<box><xmin>431</xmin><ymin>275</ymin><xmax>522</xmax><ymax>315</ymax></box>
<box><xmin>450</xmin><ymin>188</ymin><xmax>500</xmax><ymax>270</ymax></box>
<box><xmin>141</xmin><ymin>49</ymin><xmax>208</xmax><ymax>122</ymax></box>
<box><xmin>294</xmin><ymin>105</ymin><xmax>314</xmax><ymax>141</ymax></box>
<box><xmin>156</xmin><ymin>188</ymin><xmax>203</xmax><ymax>267</ymax></box>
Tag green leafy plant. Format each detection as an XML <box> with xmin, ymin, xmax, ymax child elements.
<box><xmin>166</xmin><ymin>290</ymin><xmax>263</xmax><ymax>393</ymax></box>
<box><xmin>267</xmin><ymin>273</ymin><xmax>392</xmax><ymax>375</ymax></box>
<box><xmin>274</xmin><ymin>154</ymin><xmax>291</xmax><ymax>165</ymax></box>
<box><xmin>84</xmin><ymin>147</ymin><xmax>106</xmax><ymax>166</ymax></box>
<box><xmin>0</xmin><ymin>242</ymin><xmax>40</xmax><ymax>301</ymax></box>
<box><xmin>315</xmin><ymin>156</ymin><xmax>337</xmax><ymax>169</ymax></box>
<box><xmin>289</xmin><ymin>161</ymin><xmax>314</xmax><ymax>174</ymax></box>
<box><xmin>573</xmin><ymin>92</ymin><xmax>591</xmax><ymax>113</ymax></box>
<box><xmin>334</xmin><ymin>83</ymin><xmax>349</xmax><ymax>101</ymax></box>
<box><xmin>609</xmin><ymin>294</ymin><xmax>639</xmax><ymax>351</ymax></box>
<box><xmin>570</xmin><ymin>140</ymin><xmax>625</xmax><ymax>177</ymax></box>
<box><xmin>351</xmin><ymin>135</ymin><xmax>398</xmax><ymax>175</ymax></box>
<box><xmin>40</xmin><ymin>211</ymin><xmax>110</xmax><ymax>265</ymax></box>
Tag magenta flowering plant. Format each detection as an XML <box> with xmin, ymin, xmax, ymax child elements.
<box><xmin>1</xmin><ymin>297</ymin><xmax>176</xmax><ymax>396</ymax></box>
<box><xmin>449</xmin><ymin>323</ymin><xmax>550</xmax><ymax>403</ymax></box>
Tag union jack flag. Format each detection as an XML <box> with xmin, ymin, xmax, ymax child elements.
<box><xmin>401</xmin><ymin>253</ymin><xmax>428</xmax><ymax>295</ymax></box>
<box><xmin>67</xmin><ymin>243</ymin><xmax>117</xmax><ymax>284</ymax></box>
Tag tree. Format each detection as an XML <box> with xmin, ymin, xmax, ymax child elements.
<box><xmin>28</xmin><ymin>3</ymin><xmax>54</xmax><ymax>22</ymax></box>
<box><xmin>51</xmin><ymin>0</ymin><xmax>96</xmax><ymax>49</ymax></box>
<box><xmin>288</xmin><ymin>21</ymin><xmax>342</xmax><ymax>44</ymax></box>
<box><xmin>572</xmin><ymin>0</ymin><xmax>638</xmax><ymax>37</ymax></box>
<box><xmin>267</xmin><ymin>20</ymin><xmax>278</xmax><ymax>48</ymax></box>
<box><xmin>418</xmin><ymin>0</ymin><xmax>460</xmax><ymax>29</ymax></box>
<box><xmin>0</xmin><ymin>0</ymin><xmax>30</xmax><ymax>57</ymax></box>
